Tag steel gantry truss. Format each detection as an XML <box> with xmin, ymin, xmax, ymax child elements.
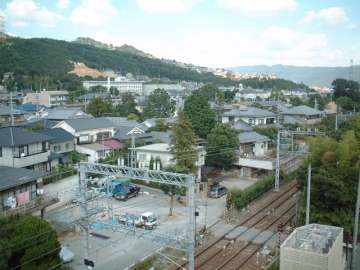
<box><xmin>275</xmin><ymin>129</ymin><xmax>325</xmax><ymax>191</ymax></box>
<box><xmin>79</xmin><ymin>162</ymin><xmax>196</xmax><ymax>270</ymax></box>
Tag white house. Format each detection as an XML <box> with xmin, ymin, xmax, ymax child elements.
<box><xmin>235</xmin><ymin>88</ymin><xmax>271</xmax><ymax>101</ymax></box>
<box><xmin>235</xmin><ymin>131</ymin><xmax>274</xmax><ymax>178</ymax></box>
<box><xmin>54</xmin><ymin>117</ymin><xmax>116</xmax><ymax>145</ymax></box>
<box><xmin>75</xmin><ymin>143</ymin><xmax>112</xmax><ymax>163</ymax></box>
<box><xmin>135</xmin><ymin>143</ymin><xmax>206</xmax><ymax>180</ymax></box>
<box><xmin>222</xmin><ymin>106</ymin><xmax>276</xmax><ymax>126</ymax></box>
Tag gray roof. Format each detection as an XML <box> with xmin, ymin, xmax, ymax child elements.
<box><xmin>224</xmin><ymin>106</ymin><xmax>275</xmax><ymax>118</ymax></box>
<box><xmin>0</xmin><ymin>127</ymin><xmax>53</xmax><ymax>147</ymax></box>
<box><xmin>232</xmin><ymin>121</ymin><xmax>253</xmax><ymax>131</ymax></box>
<box><xmin>282</xmin><ymin>105</ymin><xmax>323</xmax><ymax>116</ymax></box>
<box><xmin>114</xmin><ymin>126</ymin><xmax>149</xmax><ymax>141</ymax></box>
<box><xmin>37</xmin><ymin>128</ymin><xmax>74</xmax><ymax>143</ymax></box>
<box><xmin>44</xmin><ymin>107</ymin><xmax>93</xmax><ymax>120</ymax></box>
<box><xmin>105</xmin><ymin>117</ymin><xmax>144</xmax><ymax>129</ymax></box>
<box><xmin>0</xmin><ymin>104</ymin><xmax>25</xmax><ymax>116</ymax></box>
<box><xmin>76</xmin><ymin>93</ymin><xmax>110</xmax><ymax>101</ymax></box>
<box><xmin>0</xmin><ymin>166</ymin><xmax>45</xmax><ymax>191</ymax></box>
<box><xmin>239</xmin><ymin>131</ymin><xmax>271</xmax><ymax>144</ymax></box>
<box><xmin>61</xmin><ymin>117</ymin><xmax>115</xmax><ymax>132</ymax></box>
<box><xmin>148</xmin><ymin>131</ymin><xmax>171</xmax><ymax>144</ymax></box>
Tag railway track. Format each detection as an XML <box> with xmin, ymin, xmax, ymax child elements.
<box><xmin>175</xmin><ymin>180</ymin><xmax>298</xmax><ymax>270</ymax></box>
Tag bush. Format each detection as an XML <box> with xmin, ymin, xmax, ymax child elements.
<box><xmin>228</xmin><ymin>175</ymin><xmax>274</xmax><ymax>209</ymax></box>
<box><xmin>43</xmin><ymin>165</ymin><xmax>77</xmax><ymax>185</ymax></box>
<box><xmin>130</xmin><ymin>256</ymin><xmax>160</xmax><ymax>270</ymax></box>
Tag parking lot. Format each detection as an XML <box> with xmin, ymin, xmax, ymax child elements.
<box><xmin>45</xmin><ymin>178</ymin><xmax>226</xmax><ymax>270</ymax></box>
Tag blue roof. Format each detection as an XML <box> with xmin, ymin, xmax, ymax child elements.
<box><xmin>37</xmin><ymin>128</ymin><xmax>74</xmax><ymax>143</ymax></box>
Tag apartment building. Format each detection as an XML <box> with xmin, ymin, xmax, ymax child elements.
<box><xmin>24</xmin><ymin>90</ymin><xmax>69</xmax><ymax>107</ymax></box>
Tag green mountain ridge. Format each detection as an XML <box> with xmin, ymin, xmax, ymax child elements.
<box><xmin>0</xmin><ymin>36</ymin><xmax>224</xmax><ymax>83</ymax></box>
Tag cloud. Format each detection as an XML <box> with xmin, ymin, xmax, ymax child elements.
<box><xmin>302</xmin><ymin>7</ymin><xmax>351</xmax><ymax>26</ymax></box>
<box><xmin>70</xmin><ymin>0</ymin><xmax>118</xmax><ymax>28</ymax></box>
<box><xmin>137</xmin><ymin>26</ymin><xmax>345</xmax><ymax>67</ymax></box>
<box><xmin>57</xmin><ymin>0</ymin><xmax>70</xmax><ymax>9</ymax></box>
<box><xmin>136</xmin><ymin>0</ymin><xmax>203</xmax><ymax>13</ymax></box>
<box><xmin>5</xmin><ymin>0</ymin><xmax>63</xmax><ymax>27</ymax></box>
<box><xmin>217</xmin><ymin>0</ymin><xmax>297</xmax><ymax>15</ymax></box>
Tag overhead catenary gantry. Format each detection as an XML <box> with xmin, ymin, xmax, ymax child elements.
<box><xmin>78</xmin><ymin>162</ymin><xmax>196</xmax><ymax>270</ymax></box>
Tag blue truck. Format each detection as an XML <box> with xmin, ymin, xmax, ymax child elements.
<box><xmin>103</xmin><ymin>178</ymin><xmax>140</xmax><ymax>201</ymax></box>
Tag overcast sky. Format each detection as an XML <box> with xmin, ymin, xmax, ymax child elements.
<box><xmin>1</xmin><ymin>0</ymin><xmax>359</xmax><ymax>68</ymax></box>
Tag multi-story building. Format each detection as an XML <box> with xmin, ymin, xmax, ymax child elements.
<box><xmin>0</xmin><ymin>127</ymin><xmax>52</xmax><ymax>172</ymax></box>
<box><xmin>37</xmin><ymin>128</ymin><xmax>75</xmax><ymax>166</ymax></box>
<box><xmin>24</xmin><ymin>90</ymin><xmax>69</xmax><ymax>107</ymax></box>
<box><xmin>143</xmin><ymin>83</ymin><xmax>185</xmax><ymax>96</ymax></box>
<box><xmin>235</xmin><ymin>131</ymin><xmax>274</xmax><ymax>177</ymax></box>
<box><xmin>135</xmin><ymin>143</ymin><xmax>206</xmax><ymax>180</ymax></box>
<box><xmin>83</xmin><ymin>76</ymin><xmax>144</xmax><ymax>95</ymax></box>
<box><xmin>222</xmin><ymin>106</ymin><xmax>276</xmax><ymax>126</ymax></box>
<box><xmin>280</xmin><ymin>224</ymin><xmax>345</xmax><ymax>270</ymax></box>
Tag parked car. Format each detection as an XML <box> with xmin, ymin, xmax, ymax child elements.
<box><xmin>114</xmin><ymin>184</ymin><xmax>140</xmax><ymax>201</ymax></box>
<box><xmin>208</xmin><ymin>185</ymin><xmax>228</xmax><ymax>198</ymax></box>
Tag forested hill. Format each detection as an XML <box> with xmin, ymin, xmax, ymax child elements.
<box><xmin>0</xmin><ymin>37</ymin><xmax>223</xmax><ymax>83</ymax></box>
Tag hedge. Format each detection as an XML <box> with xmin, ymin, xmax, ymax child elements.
<box><xmin>228</xmin><ymin>174</ymin><xmax>275</xmax><ymax>210</ymax></box>
<box><xmin>43</xmin><ymin>165</ymin><xmax>77</xmax><ymax>185</ymax></box>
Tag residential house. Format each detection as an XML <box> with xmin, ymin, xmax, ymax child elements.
<box><xmin>41</xmin><ymin>107</ymin><xmax>93</xmax><ymax>122</ymax></box>
<box><xmin>0</xmin><ymin>127</ymin><xmax>52</xmax><ymax>172</ymax></box>
<box><xmin>54</xmin><ymin>117</ymin><xmax>116</xmax><ymax>144</ymax></box>
<box><xmin>0</xmin><ymin>166</ymin><xmax>58</xmax><ymax>215</ymax></box>
<box><xmin>76</xmin><ymin>143</ymin><xmax>113</xmax><ymax>163</ymax></box>
<box><xmin>0</xmin><ymin>166</ymin><xmax>44</xmax><ymax>211</ymax></box>
<box><xmin>37</xmin><ymin>128</ymin><xmax>75</xmax><ymax>166</ymax></box>
<box><xmin>235</xmin><ymin>88</ymin><xmax>271</xmax><ymax>101</ymax></box>
<box><xmin>222</xmin><ymin>106</ymin><xmax>276</xmax><ymax>126</ymax></box>
<box><xmin>0</xmin><ymin>104</ymin><xmax>26</xmax><ymax>126</ymax></box>
<box><xmin>135</xmin><ymin>143</ymin><xmax>206</xmax><ymax>180</ymax></box>
<box><xmin>235</xmin><ymin>131</ymin><xmax>274</xmax><ymax>177</ymax></box>
<box><xmin>24</xmin><ymin>90</ymin><xmax>69</xmax><ymax>107</ymax></box>
<box><xmin>281</xmin><ymin>105</ymin><xmax>324</xmax><ymax>125</ymax></box>
<box><xmin>281</xmin><ymin>88</ymin><xmax>308</xmax><ymax>98</ymax></box>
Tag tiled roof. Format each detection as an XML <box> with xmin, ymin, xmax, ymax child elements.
<box><xmin>37</xmin><ymin>128</ymin><xmax>74</xmax><ymax>143</ymax></box>
<box><xmin>224</xmin><ymin>106</ymin><xmax>275</xmax><ymax>118</ymax></box>
<box><xmin>60</xmin><ymin>117</ymin><xmax>115</xmax><ymax>131</ymax></box>
<box><xmin>0</xmin><ymin>166</ymin><xmax>45</xmax><ymax>191</ymax></box>
<box><xmin>0</xmin><ymin>127</ymin><xmax>53</xmax><ymax>147</ymax></box>
<box><xmin>239</xmin><ymin>131</ymin><xmax>271</xmax><ymax>144</ymax></box>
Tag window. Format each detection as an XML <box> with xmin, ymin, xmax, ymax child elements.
<box><xmin>19</xmin><ymin>145</ymin><xmax>27</xmax><ymax>157</ymax></box>
<box><xmin>42</xmin><ymin>142</ymin><xmax>47</xmax><ymax>152</ymax></box>
<box><xmin>53</xmin><ymin>145</ymin><xmax>61</xmax><ymax>152</ymax></box>
<box><xmin>258</xmin><ymin>119</ymin><xmax>264</xmax><ymax>125</ymax></box>
<box><xmin>0</xmin><ymin>146</ymin><xmax>2</xmax><ymax>157</ymax></box>
<box><xmin>65</xmin><ymin>143</ymin><xmax>71</xmax><ymax>150</ymax></box>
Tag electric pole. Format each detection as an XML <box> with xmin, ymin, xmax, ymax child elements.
<box><xmin>275</xmin><ymin>130</ymin><xmax>280</xmax><ymax>191</ymax></box>
<box><xmin>306</xmin><ymin>163</ymin><xmax>312</xmax><ymax>225</ymax></box>
<box><xmin>352</xmin><ymin>171</ymin><xmax>360</xmax><ymax>269</ymax></box>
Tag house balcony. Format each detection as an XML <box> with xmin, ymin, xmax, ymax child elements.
<box><xmin>13</xmin><ymin>151</ymin><xmax>50</xmax><ymax>168</ymax></box>
<box><xmin>235</xmin><ymin>152</ymin><xmax>275</xmax><ymax>170</ymax></box>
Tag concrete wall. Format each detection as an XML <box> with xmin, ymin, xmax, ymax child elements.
<box><xmin>51</xmin><ymin>140</ymin><xmax>75</xmax><ymax>154</ymax></box>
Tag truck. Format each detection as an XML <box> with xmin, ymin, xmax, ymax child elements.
<box><xmin>114</xmin><ymin>184</ymin><xmax>140</xmax><ymax>201</ymax></box>
<box><xmin>118</xmin><ymin>212</ymin><xmax>158</xmax><ymax>230</ymax></box>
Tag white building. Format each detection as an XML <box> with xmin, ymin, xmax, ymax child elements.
<box><xmin>76</xmin><ymin>143</ymin><xmax>112</xmax><ymax>163</ymax></box>
<box><xmin>24</xmin><ymin>90</ymin><xmax>69</xmax><ymax>107</ymax></box>
<box><xmin>143</xmin><ymin>83</ymin><xmax>185</xmax><ymax>96</ymax></box>
<box><xmin>53</xmin><ymin>117</ymin><xmax>116</xmax><ymax>145</ymax></box>
<box><xmin>235</xmin><ymin>88</ymin><xmax>271</xmax><ymax>101</ymax></box>
<box><xmin>280</xmin><ymin>224</ymin><xmax>345</xmax><ymax>270</ymax></box>
<box><xmin>135</xmin><ymin>143</ymin><xmax>206</xmax><ymax>180</ymax></box>
<box><xmin>83</xmin><ymin>76</ymin><xmax>144</xmax><ymax>95</ymax></box>
<box><xmin>235</xmin><ymin>131</ymin><xmax>274</xmax><ymax>177</ymax></box>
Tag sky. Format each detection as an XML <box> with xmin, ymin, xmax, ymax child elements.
<box><xmin>0</xmin><ymin>0</ymin><xmax>359</xmax><ymax>68</ymax></box>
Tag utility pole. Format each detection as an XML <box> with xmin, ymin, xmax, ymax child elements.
<box><xmin>306</xmin><ymin>163</ymin><xmax>312</xmax><ymax>225</ymax></box>
<box><xmin>275</xmin><ymin>129</ymin><xmax>280</xmax><ymax>191</ymax></box>
<box><xmin>10</xmin><ymin>92</ymin><xmax>15</xmax><ymax>168</ymax></box>
<box><xmin>187</xmin><ymin>176</ymin><xmax>196</xmax><ymax>270</ymax></box>
<box><xmin>352</xmin><ymin>171</ymin><xmax>360</xmax><ymax>270</ymax></box>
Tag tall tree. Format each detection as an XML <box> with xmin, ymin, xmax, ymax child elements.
<box><xmin>183</xmin><ymin>92</ymin><xmax>216</xmax><ymax>139</ymax></box>
<box><xmin>0</xmin><ymin>215</ymin><xmax>60</xmax><ymax>270</ymax></box>
<box><xmin>143</xmin><ymin>88</ymin><xmax>175</xmax><ymax>118</ymax></box>
<box><xmin>86</xmin><ymin>97</ymin><xmax>112</xmax><ymax>117</ymax></box>
<box><xmin>114</xmin><ymin>92</ymin><xmax>139</xmax><ymax>117</ymax></box>
<box><xmin>170</xmin><ymin>111</ymin><xmax>197</xmax><ymax>172</ymax></box>
<box><xmin>206</xmin><ymin>123</ymin><xmax>239</xmax><ymax>169</ymax></box>
<box><xmin>167</xmin><ymin>111</ymin><xmax>197</xmax><ymax>216</ymax></box>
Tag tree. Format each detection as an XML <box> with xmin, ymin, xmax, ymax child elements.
<box><xmin>184</xmin><ymin>92</ymin><xmax>216</xmax><ymax>139</ymax></box>
<box><xmin>170</xmin><ymin>111</ymin><xmax>197</xmax><ymax>172</ymax></box>
<box><xmin>0</xmin><ymin>215</ymin><xmax>60</xmax><ymax>270</ymax></box>
<box><xmin>197</xmin><ymin>84</ymin><xmax>221</xmax><ymax>101</ymax></box>
<box><xmin>336</xmin><ymin>96</ymin><xmax>355</xmax><ymax>112</ymax></box>
<box><xmin>332</xmin><ymin>78</ymin><xmax>360</xmax><ymax>104</ymax></box>
<box><xmin>114</xmin><ymin>92</ymin><xmax>139</xmax><ymax>117</ymax></box>
<box><xmin>86</xmin><ymin>97</ymin><xmax>112</xmax><ymax>117</ymax></box>
<box><xmin>206</xmin><ymin>123</ymin><xmax>239</xmax><ymax>169</ymax></box>
<box><xmin>167</xmin><ymin>111</ymin><xmax>197</xmax><ymax>216</ymax></box>
<box><xmin>147</xmin><ymin>119</ymin><xmax>169</xmax><ymax>132</ymax></box>
<box><xmin>143</xmin><ymin>89</ymin><xmax>175</xmax><ymax>118</ymax></box>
